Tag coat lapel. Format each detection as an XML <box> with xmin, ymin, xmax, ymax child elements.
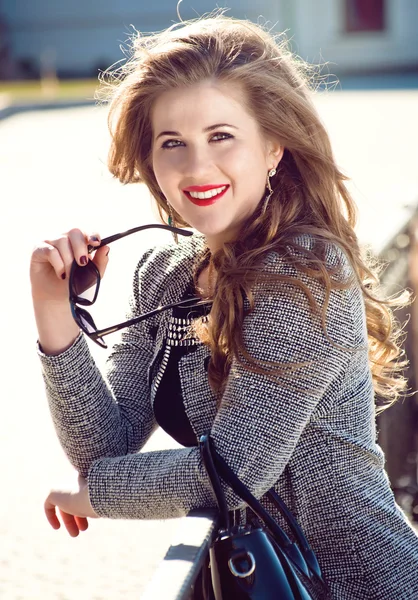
<box><xmin>178</xmin><ymin>345</ymin><xmax>217</xmax><ymax>438</ymax></box>
<box><xmin>149</xmin><ymin>233</ymin><xmax>217</xmax><ymax>439</ymax></box>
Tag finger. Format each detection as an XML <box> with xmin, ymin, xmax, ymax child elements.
<box><xmin>44</xmin><ymin>500</ymin><xmax>61</xmax><ymax>530</ymax></box>
<box><xmin>42</xmin><ymin>233</ymin><xmax>83</xmax><ymax>280</ymax></box>
<box><xmin>35</xmin><ymin>242</ymin><xmax>67</xmax><ymax>281</ymax></box>
<box><xmin>59</xmin><ymin>508</ymin><xmax>80</xmax><ymax>538</ymax></box>
<box><xmin>66</xmin><ymin>228</ymin><xmax>91</xmax><ymax>268</ymax></box>
<box><xmin>88</xmin><ymin>233</ymin><xmax>101</xmax><ymax>248</ymax></box>
<box><xmin>91</xmin><ymin>245</ymin><xmax>110</xmax><ymax>279</ymax></box>
<box><xmin>75</xmin><ymin>516</ymin><xmax>89</xmax><ymax>532</ymax></box>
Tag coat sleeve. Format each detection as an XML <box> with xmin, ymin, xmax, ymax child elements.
<box><xmin>39</xmin><ymin>247</ymin><xmax>158</xmax><ymax>477</ymax></box>
<box><xmin>87</xmin><ymin>245</ymin><xmax>361</xmax><ymax>519</ymax></box>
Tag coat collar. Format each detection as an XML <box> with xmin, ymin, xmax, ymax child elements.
<box><xmin>159</xmin><ymin>232</ymin><xmax>207</xmax><ymax>305</ymax></box>
<box><xmin>149</xmin><ymin>232</ymin><xmax>217</xmax><ymax>438</ymax></box>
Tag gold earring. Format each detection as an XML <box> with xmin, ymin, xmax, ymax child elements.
<box><xmin>262</xmin><ymin>168</ymin><xmax>277</xmax><ymax>214</ymax></box>
<box><xmin>167</xmin><ymin>204</ymin><xmax>178</xmax><ymax>244</ymax></box>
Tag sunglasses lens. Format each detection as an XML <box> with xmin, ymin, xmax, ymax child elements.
<box><xmin>77</xmin><ymin>309</ymin><xmax>96</xmax><ymax>334</ymax></box>
<box><xmin>72</xmin><ymin>261</ymin><xmax>99</xmax><ymax>304</ymax></box>
<box><xmin>75</xmin><ymin>306</ymin><xmax>107</xmax><ymax>348</ymax></box>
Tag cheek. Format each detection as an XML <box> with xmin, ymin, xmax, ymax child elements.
<box><xmin>152</xmin><ymin>151</ymin><xmax>181</xmax><ymax>182</ymax></box>
<box><xmin>152</xmin><ymin>153</ymin><xmax>170</xmax><ymax>192</ymax></box>
<box><xmin>230</xmin><ymin>150</ymin><xmax>268</xmax><ymax>194</ymax></box>
<box><xmin>225</xmin><ymin>142</ymin><xmax>267</xmax><ymax>175</ymax></box>
<box><xmin>151</xmin><ymin>154</ymin><xmax>184</xmax><ymax>207</ymax></box>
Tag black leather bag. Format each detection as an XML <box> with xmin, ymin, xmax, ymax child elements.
<box><xmin>199</xmin><ymin>434</ymin><xmax>330</xmax><ymax>600</ymax></box>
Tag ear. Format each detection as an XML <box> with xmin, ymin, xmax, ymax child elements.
<box><xmin>266</xmin><ymin>139</ymin><xmax>284</xmax><ymax>170</ymax></box>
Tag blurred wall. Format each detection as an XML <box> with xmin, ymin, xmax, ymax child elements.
<box><xmin>287</xmin><ymin>0</ymin><xmax>418</xmax><ymax>72</ymax></box>
<box><xmin>0</xmin><ymin>0</ymin><xmax>281</xmax><ymax>78</ymax></box>
<box><xmin>1</xmin><ymin>0</ymin><xmax>418</xmax><ymax>78</ymax></box>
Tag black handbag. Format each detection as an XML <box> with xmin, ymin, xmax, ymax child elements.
<box><xmin>198</xmin><ymin>434</ymin><xmax>330</xmax><ymax>600</ymax></box>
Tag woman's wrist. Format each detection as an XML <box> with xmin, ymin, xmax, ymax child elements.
<box><xmin>33</xmin><ymin>300</ymin><xmax>80</xmax><ymax>356</ymax></box>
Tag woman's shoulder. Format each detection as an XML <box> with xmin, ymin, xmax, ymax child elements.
<box><xmin>128</xmin><ymin>231</ymin><xmax>205</xmax><ymax>312</ymax></box>
<box><xmin>135</xmin><ymin>231</ymin><xmax>205</xmax><ymax>277</ymax></box>
<box><xmin>132</xmin><ymin>231</ymin><xmax>206</xmax><ymax>309</ymax></box>
<box><xmin>264</xmin><ymin>233</ymin><xmax>355</xmax><ymax>283</ymax></box>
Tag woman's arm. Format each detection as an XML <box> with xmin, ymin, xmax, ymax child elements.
<box><xmin>39</xmin><ymin>247</ymin><xmax>158</xmax><ymax>477</ymax></box>
<box><xmin>84</xmin><ymin>247</ymin><xmax>359</xmax><ymax>520</ymax></box>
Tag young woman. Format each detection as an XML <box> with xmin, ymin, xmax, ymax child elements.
<box><xmin>30</xmin><ymin>14</ymin><xmax>418</xmax><ymax>598</ymax></box>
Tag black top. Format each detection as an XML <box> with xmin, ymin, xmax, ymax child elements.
<box><xmin>153</xmin><ymin>281</ymin><xmax>211</xmax><ymax>447</ymax></box>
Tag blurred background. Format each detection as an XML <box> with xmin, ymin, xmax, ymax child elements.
<box><xmin>1</xmin><ymin>0</ymin><xmax>418</xmax><ymax>87</ymax></box>
<box><xmin>1</xmin><ymin>1</ymin><xmax>418</xmax><ymax>598</ymax></box>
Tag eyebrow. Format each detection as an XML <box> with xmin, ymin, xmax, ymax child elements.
<box><xmin>155</xmin><ymin>123</ymin><xmax>238</xmax><ymax>141</ymax></box>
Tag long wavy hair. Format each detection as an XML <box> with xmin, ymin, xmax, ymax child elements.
<box><xmin>102</xmin><ymin>14</ymin><xmax>409</xmax><ymax>411</ymax></box>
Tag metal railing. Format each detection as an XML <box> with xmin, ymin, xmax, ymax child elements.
<box><xmin>142</xmin><ymin>509</ymin><xmax>218</xmax><ymax>600</ymax></box>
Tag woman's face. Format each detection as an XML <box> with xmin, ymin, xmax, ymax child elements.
<box><xmin>151</xmin><ymin>80</ymin><xmax>282</xmax><ymax>251</ymax></box>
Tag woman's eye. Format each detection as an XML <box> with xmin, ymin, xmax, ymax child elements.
<box><xmin>161</xmin><ymin>133</ymin><xmax>232</xmax><ymax>149</ymax></box>
<box><xmin>211</xmin><ymin>132</ymin><xmax>233</xmax><ymax>142</ymax></box>
<box><xmin>161</xmin><ymin>139</ymin><xmax>184</xmax><ymax>149</ymax></box>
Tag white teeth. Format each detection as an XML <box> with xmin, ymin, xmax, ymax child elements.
<box><xmin>188</xmin><ymin>186</ymin><xmax>226</xmax><ymax>199</ymax></box>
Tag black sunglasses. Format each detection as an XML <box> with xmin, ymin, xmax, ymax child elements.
<box><xmin>69</xmin><ymin>224</ymin><xmax>212</xmax><ymax>348</ymax></box>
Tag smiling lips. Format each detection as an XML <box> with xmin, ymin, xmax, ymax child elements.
<box><xmin>183</xmin><ymin>184</ymin><xmax>229</xmax><ymax>206</ymax></box>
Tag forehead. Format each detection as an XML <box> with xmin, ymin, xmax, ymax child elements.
<box><xmin>151</xmin><ymin>80</ymin><xmax>257</xmax><ymax>133</ymax></box>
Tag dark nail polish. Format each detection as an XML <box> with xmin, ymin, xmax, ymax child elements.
<box><xmin>90</xmin><ymin>236</ymin><xmax>99</xmax><ymax>243</ymax></box>
<box><xmin>80</xmin><ymin>256</ymin><xmax>88</xmax><ymax>265</ymax></box>
<box><xmin>106</xmin><ymin>249</ymin><xmax>110</xmax><ymax>257</ymax></box>
<box><xmin>61</xmin><ymin>273</ymin><xmax>66</xmax><ymax>280</ymax></box>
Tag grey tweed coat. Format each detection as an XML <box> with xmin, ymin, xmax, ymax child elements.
<box><xmin>39</xmin><ymin>232</ymin><xmax>418</xmax><ymax>599</ymax></box>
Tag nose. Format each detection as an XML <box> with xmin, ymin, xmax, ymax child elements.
<box><xmin>182</xmin><ymin>143</ymin><xmax>212</xmax><ymax>180</ymax></box>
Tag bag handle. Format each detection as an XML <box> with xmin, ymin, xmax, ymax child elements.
<box><xmin>200</xmin><ymin>430</ymin><xmax>230</xmax><ymax>532</ymax></box>
<box><xmin>200</xmin><ymin>434</ymin><xmax>325</xmax><ymax>582</ymax></box>
<box><xmin>267</xmin><ymin>488</ymin><xmax>322</xmax><ymax>580</ymax></box>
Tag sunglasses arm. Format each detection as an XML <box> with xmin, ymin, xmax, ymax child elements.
<box><xmin>90</xmin><ymin>297</ymin><xmax>212</xmax><ymax>340</ymax></box>
<box><xmin>89</xmin><ymin>224</ymin><xmax>193</xmax><ymax>253</ymax></box>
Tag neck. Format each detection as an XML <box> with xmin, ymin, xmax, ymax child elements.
<box><xmin>205</xmin><ymin>226</ymin><xmax>239</xmax><ymax>254</ymax></box>
<box><xmin>205</xmin><ymin>237</ymin><xmax>222</xmax><ymax>254</ymax></box>
<box><xmin>196</xmin><ymin>252</ymin><xmax>217</xmax><ymax>298</ymax></box>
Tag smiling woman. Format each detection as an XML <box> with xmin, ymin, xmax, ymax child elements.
<box><xmin>150</xmin><ymin>81</ymin><xmax>282</xmax><ymax>249</ymax></box>
<box><xmin>30</xmin><ymin>11</ymin><xmax>418</xmax><ymax>600</ymax></box>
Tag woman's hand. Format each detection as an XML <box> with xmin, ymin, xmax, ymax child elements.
<box><xmin>30</xmin><ymin>228</ymin><xmax>110</xmax><ymax>354</ymax></box>
<box><xmin>30</xmin><ymin>228</ymin><xmax>109</xmax><ymax>304</ymax></box>
<box><xmin>44</xmin><ymin>474</ymin><xmax>99</xmax><ymax>537</ymax></box>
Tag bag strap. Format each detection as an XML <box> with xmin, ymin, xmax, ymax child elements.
<box><xmin>267</xmin><ymin>489</ymin><xmax>322</xmax><ymax>580</ymax></box>
<box><xmin>200</xmin><ymin>434</ymin><xmax>325</xmax><ymax>583</ymax></box>
<box><xmin>200</xmin><ymin>430</ymin><xmax>230</xmax><ymax>532</ymax></box>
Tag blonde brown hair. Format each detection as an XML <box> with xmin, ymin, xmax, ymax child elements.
<box><xmin>102</xmin><ymin>14</ymin><xmax>409</xmax><ymax>410</ymax></box>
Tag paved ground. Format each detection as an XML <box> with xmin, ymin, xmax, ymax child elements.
<box><xmin>0</xmin><ymin>89</ymin><xmax>417</xmax><ymax>599</ymax></box>
<box><xmin>0</xmin><ymin>107</ymin><xmax>182</xmax><ymax>599</ymax></box>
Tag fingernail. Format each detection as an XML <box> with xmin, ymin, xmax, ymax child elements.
<box><xmin>80</xmin><ymin>256</ymin><xmax>88</xmax><ymax>265</ymax></box>
<box><xmin>89</xmin><ymin>236</ymin><xmax>100</xmax><ymax>243</ymax></box>
<box><xmin>61</xmin><ymin>273</ymin><xmax>66</xmax><ymax>280</ymax></box>
<box><xmin>106</xmin><ymin>249</ymin><xmax>110</xmax><ymax>257</ymax></box>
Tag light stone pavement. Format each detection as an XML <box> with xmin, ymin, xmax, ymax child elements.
<box><xmin>0</xmin><ymin>89</ymin><xmax>417</xmax><ymax>599</ymax></box>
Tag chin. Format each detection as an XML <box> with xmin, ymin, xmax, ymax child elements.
<box><xmin>195</xmin><ymin>223</ymin><xmax>227</xmax><ymax>235</ymax></box>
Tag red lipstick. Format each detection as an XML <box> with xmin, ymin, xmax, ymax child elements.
<box><xmin>183</xmin><ymin>184</ymin><xmax>228</xmax><ymax>192</ymax></box>
<box><xmin>183</xmin><ymin>184</ymin><xmax>229</xmax><ymax>206</ymax></box>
